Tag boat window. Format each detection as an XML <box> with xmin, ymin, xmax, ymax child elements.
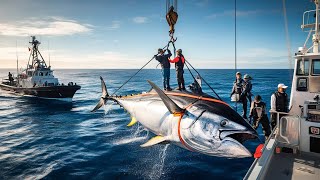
<box><xmin>40</xmin><ymin>72</ymin><xmax>43</xmax><ymax>76</ymax></box>
<box><xmin>296</xmin><ymin>59</ymin><xmax>309</xmax><ymax>75</ymax></box>
<box><xmin>45</xmin><ymin>72</ymin><xmax>48</xmax><ymax>76</ymax></box>
<box><xmin>297</xmin><ymin>77</ymin><xmax>308</xmax><ymax>91</ymax></box>
<box><xmin>312</xmin><ymin>59</ymin><xmax>320</xmax><ymax>75</ymax></box>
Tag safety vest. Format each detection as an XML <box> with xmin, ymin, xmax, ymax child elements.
<box><xmin>175</xmin><ymin>55</ymin><xmax>185</xmax><ymax>70</ymax></box>
<box><xmin>274</xmin><ymin>91</ymin><xmax>288</xmax><ymax>112</ymax></box>
<box><xmin>234</xmin><ymin>78</ymin><xmax>243</xmax><ymax>94</ymax></box>
<box><xmin>252</xmin><ymin>101</ymin><xmax>266</xmax><ymax>118</ymax></box>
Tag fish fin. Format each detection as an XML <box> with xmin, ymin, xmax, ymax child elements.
<box><xmin>127</xmin><ymin>117</ymin><xmax>138</xmax><ymax>127</ymax></box>
<box><xmin>91</xmin><ymin>76</ymin><xmax>109</xmax><ymax>112</ymax></box>
<box><xmin>91</xmin><ymin>98</ymin><xmax>105</xmax><ymax>112</ymax></box>
<box><xmin>140</xmin><ymin>135</ymin><xmax>168</xmax><ymax>147</ymax></box>
<box><xmin>100</xmin><ymin>76</ymin><xmax>109</xmax><ymax>97</ymax></box>
<box><xmin>147</xmin><ymin>80</ymin><xmax>183</xmax><ymax>114</ymax></box>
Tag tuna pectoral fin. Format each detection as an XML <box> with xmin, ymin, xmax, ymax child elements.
<box><xmin>140</xmin><ymin>135</ymin><xmax>169</xmax><ymax>147</ymax></box>
<box><xmin>147</xmin><ymin>80</ymin><xmax>183</xmax><ymax>114</ymax></box>
<box><xmin>91</xmin><ymin>76</ymin><xmax>109</xmax><ymax>112</ymax></box>
<box><xmin>127</xmin><ymin>117</ymin><xmax>138</xmax><ymax>127</ymax></box>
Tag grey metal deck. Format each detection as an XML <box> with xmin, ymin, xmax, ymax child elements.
<box><xmin>264</xmin><ymin>152</ymin><xmax>320</xmax><ymax>180</ymax></box>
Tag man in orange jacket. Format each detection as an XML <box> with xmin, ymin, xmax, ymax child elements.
<box><xmin>169</xmin><ymin>49</ymin><xmax>185</xmax><ymax>90</ymax></box>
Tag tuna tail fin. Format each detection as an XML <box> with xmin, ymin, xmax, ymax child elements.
<box><xmin>147</xmin><ymin>80</ymin><xmax>183</xmax><ymax>114</ymax></box>
<box><xmin>91</xmin><ymin>76</ymin><xmax>109</xmax><ymax>112</ymax></box>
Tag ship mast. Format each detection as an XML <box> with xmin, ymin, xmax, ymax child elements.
<box><xmin>27</xmin><ymin>36</ymin><xmax>48</xmax><ymax>70</ymax></box>
<box><xmin>313</xmin><ymin>0</ymin><xmax>320</xmax><ymax>53</ymax></box>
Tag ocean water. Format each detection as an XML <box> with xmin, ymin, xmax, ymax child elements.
<box><xmin>0</xmin><ymin>69</ymin><xmax>292</xmax><ymax>179</ymax></box>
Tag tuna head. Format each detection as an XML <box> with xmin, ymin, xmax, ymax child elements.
<box><xmin>179</xmin><ymin>109</ymin><xmax>257</xmax><ymax>158</ymax></box>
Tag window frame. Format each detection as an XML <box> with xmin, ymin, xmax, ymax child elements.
<box><xmin>311</xmin><ymin>59</ymin><xmax>320</xmax><ymax>76</ymax></box>
<box><xmin>296</xmin><ymin>59</ymin><xmax>310</xmax><ymax>76</ymax></box>
<box><xmin>296</xmin><ymin>77</ymin><xmax>308</xmax><ymax>91</ymax></box>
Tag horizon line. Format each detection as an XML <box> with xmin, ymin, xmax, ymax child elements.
<box><xmin>0</xmin><ymin>68</ymin><xmax>294</xmax><ymax>70</ymax></box>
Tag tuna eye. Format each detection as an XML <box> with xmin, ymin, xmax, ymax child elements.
<box><xmin>220</xmin><ymin>120</ymin><xmax>228</xmax><ymax>127</ymax></box>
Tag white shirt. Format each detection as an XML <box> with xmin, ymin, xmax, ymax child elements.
<box><xmin>270</xmin><ymin>94</ymin><xmax>276</xmax><ymax>111</ymax></box>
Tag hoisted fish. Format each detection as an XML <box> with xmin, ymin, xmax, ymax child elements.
<box><xmin>92</xmin><ymin>77</ymin><xmax>258</xmax><ymax>158</ymax></box>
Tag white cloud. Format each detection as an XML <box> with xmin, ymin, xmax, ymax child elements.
<box><xmin>106</xmin><ymin>21</ymin><xmax>121</xmax><ymax>30</ymax></box>
<box><xmin>0</xmin><ymin>17</ymin><xmax>92</xmax><ymax>36</ymax></box>
<box><xmin>132</xmin><ymin>16</ymin><xmax>149</xmax><ymax>24</ymax></box>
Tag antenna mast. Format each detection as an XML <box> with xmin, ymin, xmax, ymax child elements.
<box><xmin>48</xmin><ymin>40</ymin><xmax>51</xmax><ymax>67</ymax></box>
<box><xmin>16</xmin><ymin>40</ymin><xmax>18</xmax><ymax>78</ymax></box>
<box><xmin>313</xmin><ymin>0</ymin><xmax>320</xmax><ymax>53</ymax></box>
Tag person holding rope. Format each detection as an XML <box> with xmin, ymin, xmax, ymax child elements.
<box><xmin>169</xmin><ymin>49</ymin><xmax>185</xmax><ymax>91</ymax></box>
<box><xmin>154</xmin><ymin>48</ymin><xmax>172</xmax><ymax>91</ymax></box>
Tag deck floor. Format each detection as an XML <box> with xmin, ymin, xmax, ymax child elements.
<box><xmin>264</xmin><ymin>152</ymin><xmax>320</xmax><ymax>180</ymax></box>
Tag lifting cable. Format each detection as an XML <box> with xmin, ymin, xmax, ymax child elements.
<box><xmin>110</xmin><ymin>41</ymin><xmax>172</xmax><ymax>96</ymax></box>
<box><xmin>282</xmin><ymin>0</ymin><xmax>293</xmax><ymax>78</ymax></box>
<box><xmin>234</xmin><ymin>0</ymin><xmax>238</xmax><ymax>112</ymax></box>
<box><xmin>111</xmin><ymin>0</ymin><xmax>222</xmax><ymax>102</ymax></box>
<box><xmin>184</xmin><ymin>60</ymin><xmax>222</xmax><ymax>101</ymax></box>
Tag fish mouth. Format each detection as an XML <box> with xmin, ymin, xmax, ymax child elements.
<box><xmin>221</xmin><ymin>130</ymin><xmax>258</xmax><ymax>144</ymax></box>
<box><xmin>219</xmin><ymin>130</ymin><xmax>258</xmax><ymax>158</ymax></box>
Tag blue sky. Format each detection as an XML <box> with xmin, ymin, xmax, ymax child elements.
<box><xmin>0</xmin><ymin>0</ymin><xmax>315</xmax><ymax>69</ymax></box>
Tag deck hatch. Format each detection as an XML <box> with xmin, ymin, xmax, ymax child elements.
<box><xmin>310</xmin><ymin>136</ymin><xmax>320</xmax><ymax>153</ymax></box>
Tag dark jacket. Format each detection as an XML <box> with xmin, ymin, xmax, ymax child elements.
<box><xmin>155</xmin><ymin>50</ymin><xmax>172</xmax><ymax>68</ymax></box>
<box><xmin>274</xmin><ymin>91</ymin><xmax>288</xmax><ymax>112</ymax></box>
<box><xmin>250</xmin><ymin>101</ymin><xmax>267</xmax><ymax>119</ymax></box>
<box><xmin>241</xmin><ymin>80</ymin><xmax>252</xmax><ymax>98</ymax></box>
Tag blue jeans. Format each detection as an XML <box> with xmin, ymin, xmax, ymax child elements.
<box><xmin>162</xmin><ymin>68</ymin><xmax>171</xmax><ymax>89</ymax></box>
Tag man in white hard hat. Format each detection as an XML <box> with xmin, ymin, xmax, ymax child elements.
<box><xmin>270</xmin><ymin>83</ymin><xmax>289</xmax><ymax>129</ymax></box>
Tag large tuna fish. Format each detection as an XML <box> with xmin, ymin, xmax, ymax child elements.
<box><xmin>92</xmin><ymin>77</ymin><xmax>257</xmax><ymax>158</ymax></box>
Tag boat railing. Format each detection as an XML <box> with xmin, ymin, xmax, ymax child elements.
<box><xmin>243</xmin><ymin>127</ymin><xmax>278</xmax><ymax>180</ymax></box>
<box><xmin>243</xmin><ymin>111</ymin><xmax>300</xmax><ymax>180</ymax></box>
<box><xmin>301</xmin><ymin>9</ymin><xmax>320</xmax><ymax>32</ymax></box>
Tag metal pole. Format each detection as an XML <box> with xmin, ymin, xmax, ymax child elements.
<box><xmin>234</xmin><ymin>0</ymin><xmax>237</xmax><ymax>75</ymax></box>
<box><xmin>313</xmin><ymin>0</ymin><xmax>319</xmax><ymax>53</ymax></box>
<box><xmin>235</xmin><ymin>0</ymin><xmax>238</xmax><ymax>112</ymax></box>
<box><xmin>16</xmin><ymin>40</ymin><xmax>18</xmax><ymax>76</ymax></box>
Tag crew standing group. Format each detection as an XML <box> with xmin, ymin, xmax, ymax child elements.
<box><xmin>155</xmin><ymin>48</ymin><xmax>186</xmax><ymax>91</ymax></box>
<box><xmin>230</xmin><ymin>71</ymin><xmax>289</xmax><ymax>140</ymax></box>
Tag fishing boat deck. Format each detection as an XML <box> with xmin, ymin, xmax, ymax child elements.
<box><xmin>264</xmin><ymin>152</ymin><xmax>320</xmax><ymax>180</ymax></box>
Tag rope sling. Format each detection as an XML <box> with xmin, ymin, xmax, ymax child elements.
<box><xmin>109</xmin><ymin>0</ymin><xmax>222</xmax><ymax>101</ymax></box>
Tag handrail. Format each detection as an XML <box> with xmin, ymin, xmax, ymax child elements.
<box><xmin>243</xmin><ymin>127</ymin><xmax>278</xmax><ymax>180</ymax></box>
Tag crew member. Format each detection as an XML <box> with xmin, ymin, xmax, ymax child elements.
<box><xmin>8</xmin><ymin>72</ymin><xmax>13</xmax><ymax>85</ymax></box>
<box><xmin>169</xmin><ymin>49</ymin><xmax>185</xmax><ymax>90</ymax></box>
<box><xmin>155</xmin><ymin>48</ymin><xmax>172</xmax><ymax>91</ymax></box>
<box><xmin>249</xmin><ymin>95</ymin><xmax>271</xmax><ymax>140</ymax></box>
<box><xmin>230</xmin><ymin>72</ymin><xmax>243</xmax><ymax>100</ymax></box>
<box><xmin>241</xmin><ymin>74</ymin><xmax>253</xmax><ymax>119</ymax></box>
<box><xmin>270</xmin><ymin>83</ymin><xmax>289</xmax><ymax>129</ymax></box>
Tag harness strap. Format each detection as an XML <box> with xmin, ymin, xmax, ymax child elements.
<box><xmin>175</xmin><ymin>102</ymin><xmax>194</xmax><ymax>151</ymax></box>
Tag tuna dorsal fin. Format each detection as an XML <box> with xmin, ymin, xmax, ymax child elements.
<box><xmin>140</xmin><ymin>135</ymin><xmax>169</xmax><ymax>147</ymax></box>
<box><xmin>147</xmin><ymin>80</ymin><xmax>183</xmax><ymax>114</ymax></box>
<box><xmin>127</xmin><ymin>117</ymin><xmax>138</xmax><ymax>127</ymax></box>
